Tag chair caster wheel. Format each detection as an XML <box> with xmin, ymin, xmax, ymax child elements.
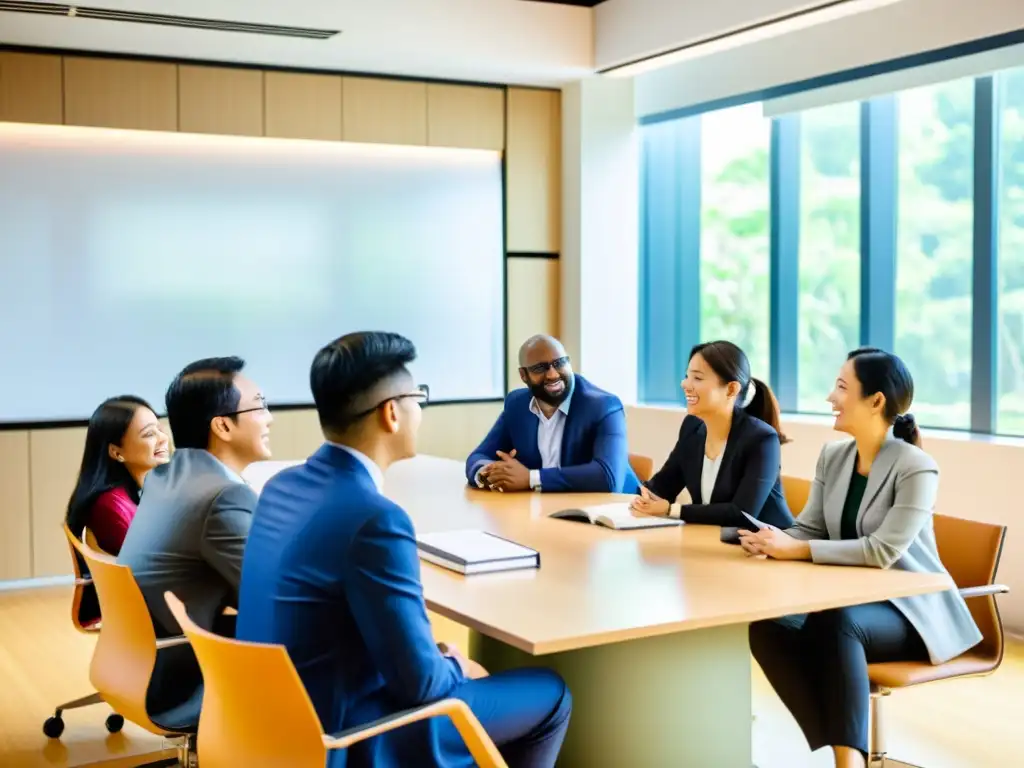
<box><xmin>105</xmin><ymin>714</ymin><xmax>124</xmax><ymax>733</ymax></box>
<box><xmin>43</xmin><ymin>715</ymin><xmax>65</xmax><ymax>739</ymax></box>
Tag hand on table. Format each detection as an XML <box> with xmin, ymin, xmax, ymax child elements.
<box><xmin>479</xmin><ymin>450</ymin><xmax>530</xmax><ymax>493</ymax></box>
<box><xmin>438</xmin><ymin>642</ymin><xmax>489</xmax><ymax>679</ymax></box>
<box><xmin>629</xmin><ymin>485</ymin><xmax>670</xmax><ymax>517</ymax></box>
<box><xmin>737</xmin><ymin>527</ymin><xmax>811</xmax><ymax>561</ymax></box>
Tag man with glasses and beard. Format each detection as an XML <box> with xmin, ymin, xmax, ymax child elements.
<box><xmin>466</xmin><ymin>334</ymin><xmax>639</xmax><ymax>493</ymax></box>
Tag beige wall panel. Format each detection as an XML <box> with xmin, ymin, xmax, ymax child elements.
<box><xmin>264</xmin><ymin>72</ymin><xmax>342</xmax><ymax>141</ymax></box>
<box><xmin>506</xmin><ymin>88</ymin><xmax>561</xmax><ymax>253</ymax></box>
<box><xmin>64</xmin><ymin>57</ymin><xmax>177</xmax><ymax>131</ymax></box>
<box><xmin>178</xmin><ymin>65</ymin><xmax>263</xmax><ymax>137</ymax></box>
<box><xmin>426</xmin><ymin>84</ymin><xmax>504</xmax><ymax>150</ymax></box>
<box><xmin>0</xmin><ymin>52</ymin><xmax>63</xmax><ymax>124</ymax></box>
<box><xmin>506</xmin><ymin>257</ymin><xmax>561</xmax><ymax>392</ymax></box>
<box><xmin>342</xmin><ymin>77</ymin><xmax>427</xmax><ymax>145</ymax></box>
<box><xmin>0</xmin><ymin>431</ymin><xmax>32</xmax><ymax>580</ymax></box>
<box><xmin>29</xmin><ymin>428</ymin><xmax>87</xmax><ymax>578</ymax></box>
<box><xmin>418</xmin><ymin>402</ymin><xmax>502</xmax><ymax>461</ymax></box>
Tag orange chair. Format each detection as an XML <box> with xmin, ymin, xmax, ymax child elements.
<box><xmin>42</xmin><ymin>524</ymin><xmax>125</xmax><ymax>739</ymax></box>
<box><xmin>71</xmin><ymin>535</ymin><xmax>198</xmax><ymax>767</ymax></box>
<box><xmin>867</xmin><ymin>515</ymin><xmax>1009</xmax><ymax>766</ymax></box>
<box><xmin>163</xmin><ymin>591</ymin><xmax>509</xmax><ymax>768</ymax></box>
<box><xmin>629</xmin><ymin>453</ymin><xmax>654</xmax><ymax>484</ymax></box>
<box><xmin>781</xmin><ymin>474</ymin><xmax>811</xmax><ymax>517</ymax></box>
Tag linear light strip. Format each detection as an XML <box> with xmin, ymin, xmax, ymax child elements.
<box><xmin>601</xmin><ymin>0</ymin><xmax>906</xmax><ymax>78</ymax></box>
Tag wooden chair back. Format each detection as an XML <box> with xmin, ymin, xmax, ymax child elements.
<box><xmin>70</xmin><ymin>535</ymin><xmax>171</xmax><ymax>736</ymax></box>
<box><xmin>781</xmin><ymin>475</ymin><xmax>811</xmax><ymax>517</ymax></box>
<box><xmin>933</xmin><ymin>514</ymin><xmax>1006</xmax><ymax>663</ymax></box>
<box><xmin>629</xmin><ymin>453</ymin><xmax>654</xmax><ymax>484</ymax></box>
<box><xmin>165</xmin><ymin>591</ymin><xmax>327</xmax><ymax>767</ymax></box>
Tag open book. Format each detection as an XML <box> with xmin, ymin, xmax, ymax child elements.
<box><xmin>549</xmin><ymin>502</ymin><xmax>683</xmax><ymax>530</ymax></box>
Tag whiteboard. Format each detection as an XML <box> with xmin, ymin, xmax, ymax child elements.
<box><xmin>0</xmin><ymin>123</ymin><xmax>505</xmax><ymax>423</ymax></box>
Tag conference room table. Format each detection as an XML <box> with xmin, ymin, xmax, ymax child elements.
<box><xmin>245</xmin><ymin>454</ymin><xmax>954</xmax><ymax>767</ymax></box>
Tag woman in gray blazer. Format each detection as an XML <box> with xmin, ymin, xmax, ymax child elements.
<box><xmin>739</xmin><ymin>348</ymin><xmax>981</xmax><ymax>768</ymax></box>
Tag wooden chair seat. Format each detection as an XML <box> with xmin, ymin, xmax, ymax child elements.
<box><xmin>869</xmin><ymin>648</ymin><xmax>999</xmax><ymax>689</ymax></box>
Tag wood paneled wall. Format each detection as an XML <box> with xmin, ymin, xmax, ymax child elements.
<box><xmin>0</xmin><ymin>50</ymin><xmax>561</xmax><ymax>581</ymax></box>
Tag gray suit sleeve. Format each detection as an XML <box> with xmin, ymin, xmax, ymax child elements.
<box><xmin>201</xmin><ymin>482</ymin><xmax>256</xmax><ymax>591</ymax></box>
<box><xmin>786</xmin><ymin>447</ymin><xmax>829</xmax><ymax>541</ymax></box>
<box><xmin>809</xmin><ymin>454</ymin><xmax>939</xmax><ymax>569</ymax></box>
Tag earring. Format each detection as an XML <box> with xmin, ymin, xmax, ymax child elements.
<box><xmin>116</xmin><ymin>456</ymin><xmax>124</xmax><ymax>462</ymax></box>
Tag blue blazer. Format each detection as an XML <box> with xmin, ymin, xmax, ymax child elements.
<box><xmin>646</xmin><ymin>409</ymin><xmax>794</xmax><ymax>530</ymax></box>
<box><xmin>466</xmin><ymin>374</ymin><xmax>639</xmax><ymax>493</ymax></box>
<box><xmin>236</xmin><ymin>445</ymin><xmax>466</xmax><ymax>767</ymax></box>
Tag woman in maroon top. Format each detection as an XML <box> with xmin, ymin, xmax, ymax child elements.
<box><xmin>66</xmin><ymin>396</ymin><xmax>170</xmax><ymax>554</ymax></box>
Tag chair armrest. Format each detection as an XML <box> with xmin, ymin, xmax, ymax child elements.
<box><xmin>323</xmin><ymin>698</ymin><xmax>507</xmax><ymax>768</ymax></box>
<box><xmin>155</xmin><ymin>635</ymin><xmax>190</xmax><ymax>650</ymax></box>
<box><xmin>959</xmin><ymin>584</ymin><xmax>1009</xmax><ymax>599</ymax></box>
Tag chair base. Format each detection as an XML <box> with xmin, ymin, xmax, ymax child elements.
<box><xmin>133</xmin><ymin>734</ymin><xmax>196</xmax><ymax>768</ymax></box>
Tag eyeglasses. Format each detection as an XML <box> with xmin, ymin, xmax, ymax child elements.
<box><xmin>522</xmin><ymin>356</ymin><xmax>570</xmax><ymax>376</ymax></box>
<box><xmin>349</xmin><ymin>384</ymin><xmax>429</xmax><ymax>422</ymax></box>
<box><xmin>220</xmin><ymin>394</ymin><xmax>269</xmax><ymax>418</ymax></box>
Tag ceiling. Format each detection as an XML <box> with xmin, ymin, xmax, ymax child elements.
<box><xmin>0</xmin><ymin>0</ymin><xmax>595</xmax><ymax>86</ymax></box>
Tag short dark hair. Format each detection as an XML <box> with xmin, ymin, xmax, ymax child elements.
<box><xmin>846</xmin><ymin>347</ymin><xmax>920</xmax><ymax>446</ymax></box>
<box><xmin>690</xmin><ymin>340</ymin><xmax>788</xmax><ymax>443</ymax></box>
<box><xmin>311</xmin><ymin>332</ymin><xmax>416</xmax><ymax>435</ymax></box>
<box><xmin>165</xmin><ymin>357</ymin><xmax>245</xmax><ymax>450</ymax></box>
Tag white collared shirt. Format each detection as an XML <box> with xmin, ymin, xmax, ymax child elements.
<box><xmin>329</xmin><ymin>442</ymin><xmax>385</xmax><ymax>493</ymax></box>
<box><xmin>527</xmin><ymin>393</ymin><xmax>572</xmax><ymax>490</ymax></box>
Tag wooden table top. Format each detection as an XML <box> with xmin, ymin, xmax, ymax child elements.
<box><xmin>245</xmin><ymin>455</ymin><xmax>955</xmax><ymax>655</ymax></box>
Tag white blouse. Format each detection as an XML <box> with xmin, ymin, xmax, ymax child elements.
<box><xmin>668</xmin><ymin>441</ymin><xmax>726</xmax><ymax>518</ymax></box>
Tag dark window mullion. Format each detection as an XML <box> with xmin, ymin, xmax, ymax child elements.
<box><xmin>860</xmin><ymin>95</ymin><xmax>898</xmax><ymax>351</ymax></box>
<box><xmin>971</xmin><ymin>75</ymin><xmax>999</xmax><ymax>434</ymax></box>
<box><xmin>770</xmin><ymin>114</ymin><xmax>801</xmax><ymax>411</ymax></box>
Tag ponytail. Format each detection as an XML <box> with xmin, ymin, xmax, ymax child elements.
<box><xmin>893</xmin><ymin>413</ymin><xmax>922</xmax><ymax>447</ymax></box>
<box><xmin>742</xmin><ymin>378</ymin><xmax>790</xmax><ymax>444</ymax></box>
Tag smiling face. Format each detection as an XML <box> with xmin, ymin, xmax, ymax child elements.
<box><xmin>109</xmin><ymin>406</ymin><xmax>170</xmax><ymax>475</ymax></box>
<box><xmin>229</xmin><ymin>374</ymin><xmax>274</xmax><ymax>462</ymax></box>
<box><xmin>519</xmin><ymin>337</ymin><xmax>573</xmax><ymax>407</ymax></box>
<box><xmin>682</xmin><ymin>352</ymin><xmax>741</xmax><ymax>418</ymax></box>
<box><xmin>827</xmin><ymin>358</ymin><xmax>885</xmax><ymax>435</ymax></box>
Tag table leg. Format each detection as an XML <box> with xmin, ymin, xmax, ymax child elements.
<box><xmin>470</xmin><ymin>624</ymin><xmax>752</xmax><ymax>768</ymax></box>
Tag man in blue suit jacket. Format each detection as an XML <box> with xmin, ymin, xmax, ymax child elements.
<box><xmin>467</xmin><ymin>334</ymin><xmax>639</xmax><ymax>494</ymax></box>
<box><xmin>237</xmin><ymin>331</ymin><xmax>571</xmax><ymax>768</ymax></box>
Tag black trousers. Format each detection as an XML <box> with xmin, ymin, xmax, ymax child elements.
<box><xmin>749</xmin><ymin>602</ymin><xmax>928</xmax><ymax>756</ymax></box>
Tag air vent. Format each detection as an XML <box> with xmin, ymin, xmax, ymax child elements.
<box><xmin>0</xmin><ymin>2</ymin><xmax>340</xmax><ymax>40</ymax></box>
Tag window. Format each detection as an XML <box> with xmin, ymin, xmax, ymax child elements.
<box><xmin>894</xmin><ymin>79</ymin><xmax>975</xmax><ymax>429</ymax></box>
<box><xmin>998</xmin><ymin>67</ymin><xmax>1024</xmax><ymax>435</ymax></box>
<box><xmin>798</xmin><ymin>102</ymin><xmax>861</xmax><ymax>412</ymax></box>
<box><xmin>700</xmin><ymin>103</ymin><xmax>771</xmax><ymax>379</ymax></box>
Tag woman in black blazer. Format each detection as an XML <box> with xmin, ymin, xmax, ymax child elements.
<box><xmin>630</xmin><ymin>340</ymin><xmax>795</xmax><ymax>529</ymax></box>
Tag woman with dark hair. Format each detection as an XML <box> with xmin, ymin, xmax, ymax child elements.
<box><xmin>630</xmin><ymin>340</ymin><xmax>795</xmax><ymax>529</ymax></box>
<box><xmin>739</xmin><ymin>348</ymin><xmax>981</xmax><ymax>768</ymax></box>
<box><xmin>66</xmin><ymin>395</ymin><xmax>170</xmax><ymax>554</ymax></box>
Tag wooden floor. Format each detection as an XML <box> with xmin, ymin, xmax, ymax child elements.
<box><xmin>3</xmin><ymin>586</ymin><xmax>1019</xmax><ymax>767</ymax></box>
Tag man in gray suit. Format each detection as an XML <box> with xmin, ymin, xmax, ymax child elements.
<box><xmin>117</xmin><ymin>356</ymin><xmax>273</xmax><ymax>723</ymax></box>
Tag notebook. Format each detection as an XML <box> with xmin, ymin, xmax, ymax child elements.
<box><xmin>549</xmin><ymin>502</ymin><xmax>683</xmax><ymax>530</ymax></box>
<box><xmin>416</xmin><ymin>530</ymin><xmax>540</xmax><ymax>575</ymax></box>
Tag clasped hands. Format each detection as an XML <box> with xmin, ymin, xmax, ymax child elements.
<box><xmin>478</xmin><ymin>449</ymin><xmax>530</xmax><ymax>492</ymax></box>
<box><xmin>437</xmin><ymin>641</ymin><xmax>488</xmax><ymax>679</ymax></box>
<box><xmin>737</xmin><ymin>527</ymin><xmax>810</xmax><ymax>561</ymax></box>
